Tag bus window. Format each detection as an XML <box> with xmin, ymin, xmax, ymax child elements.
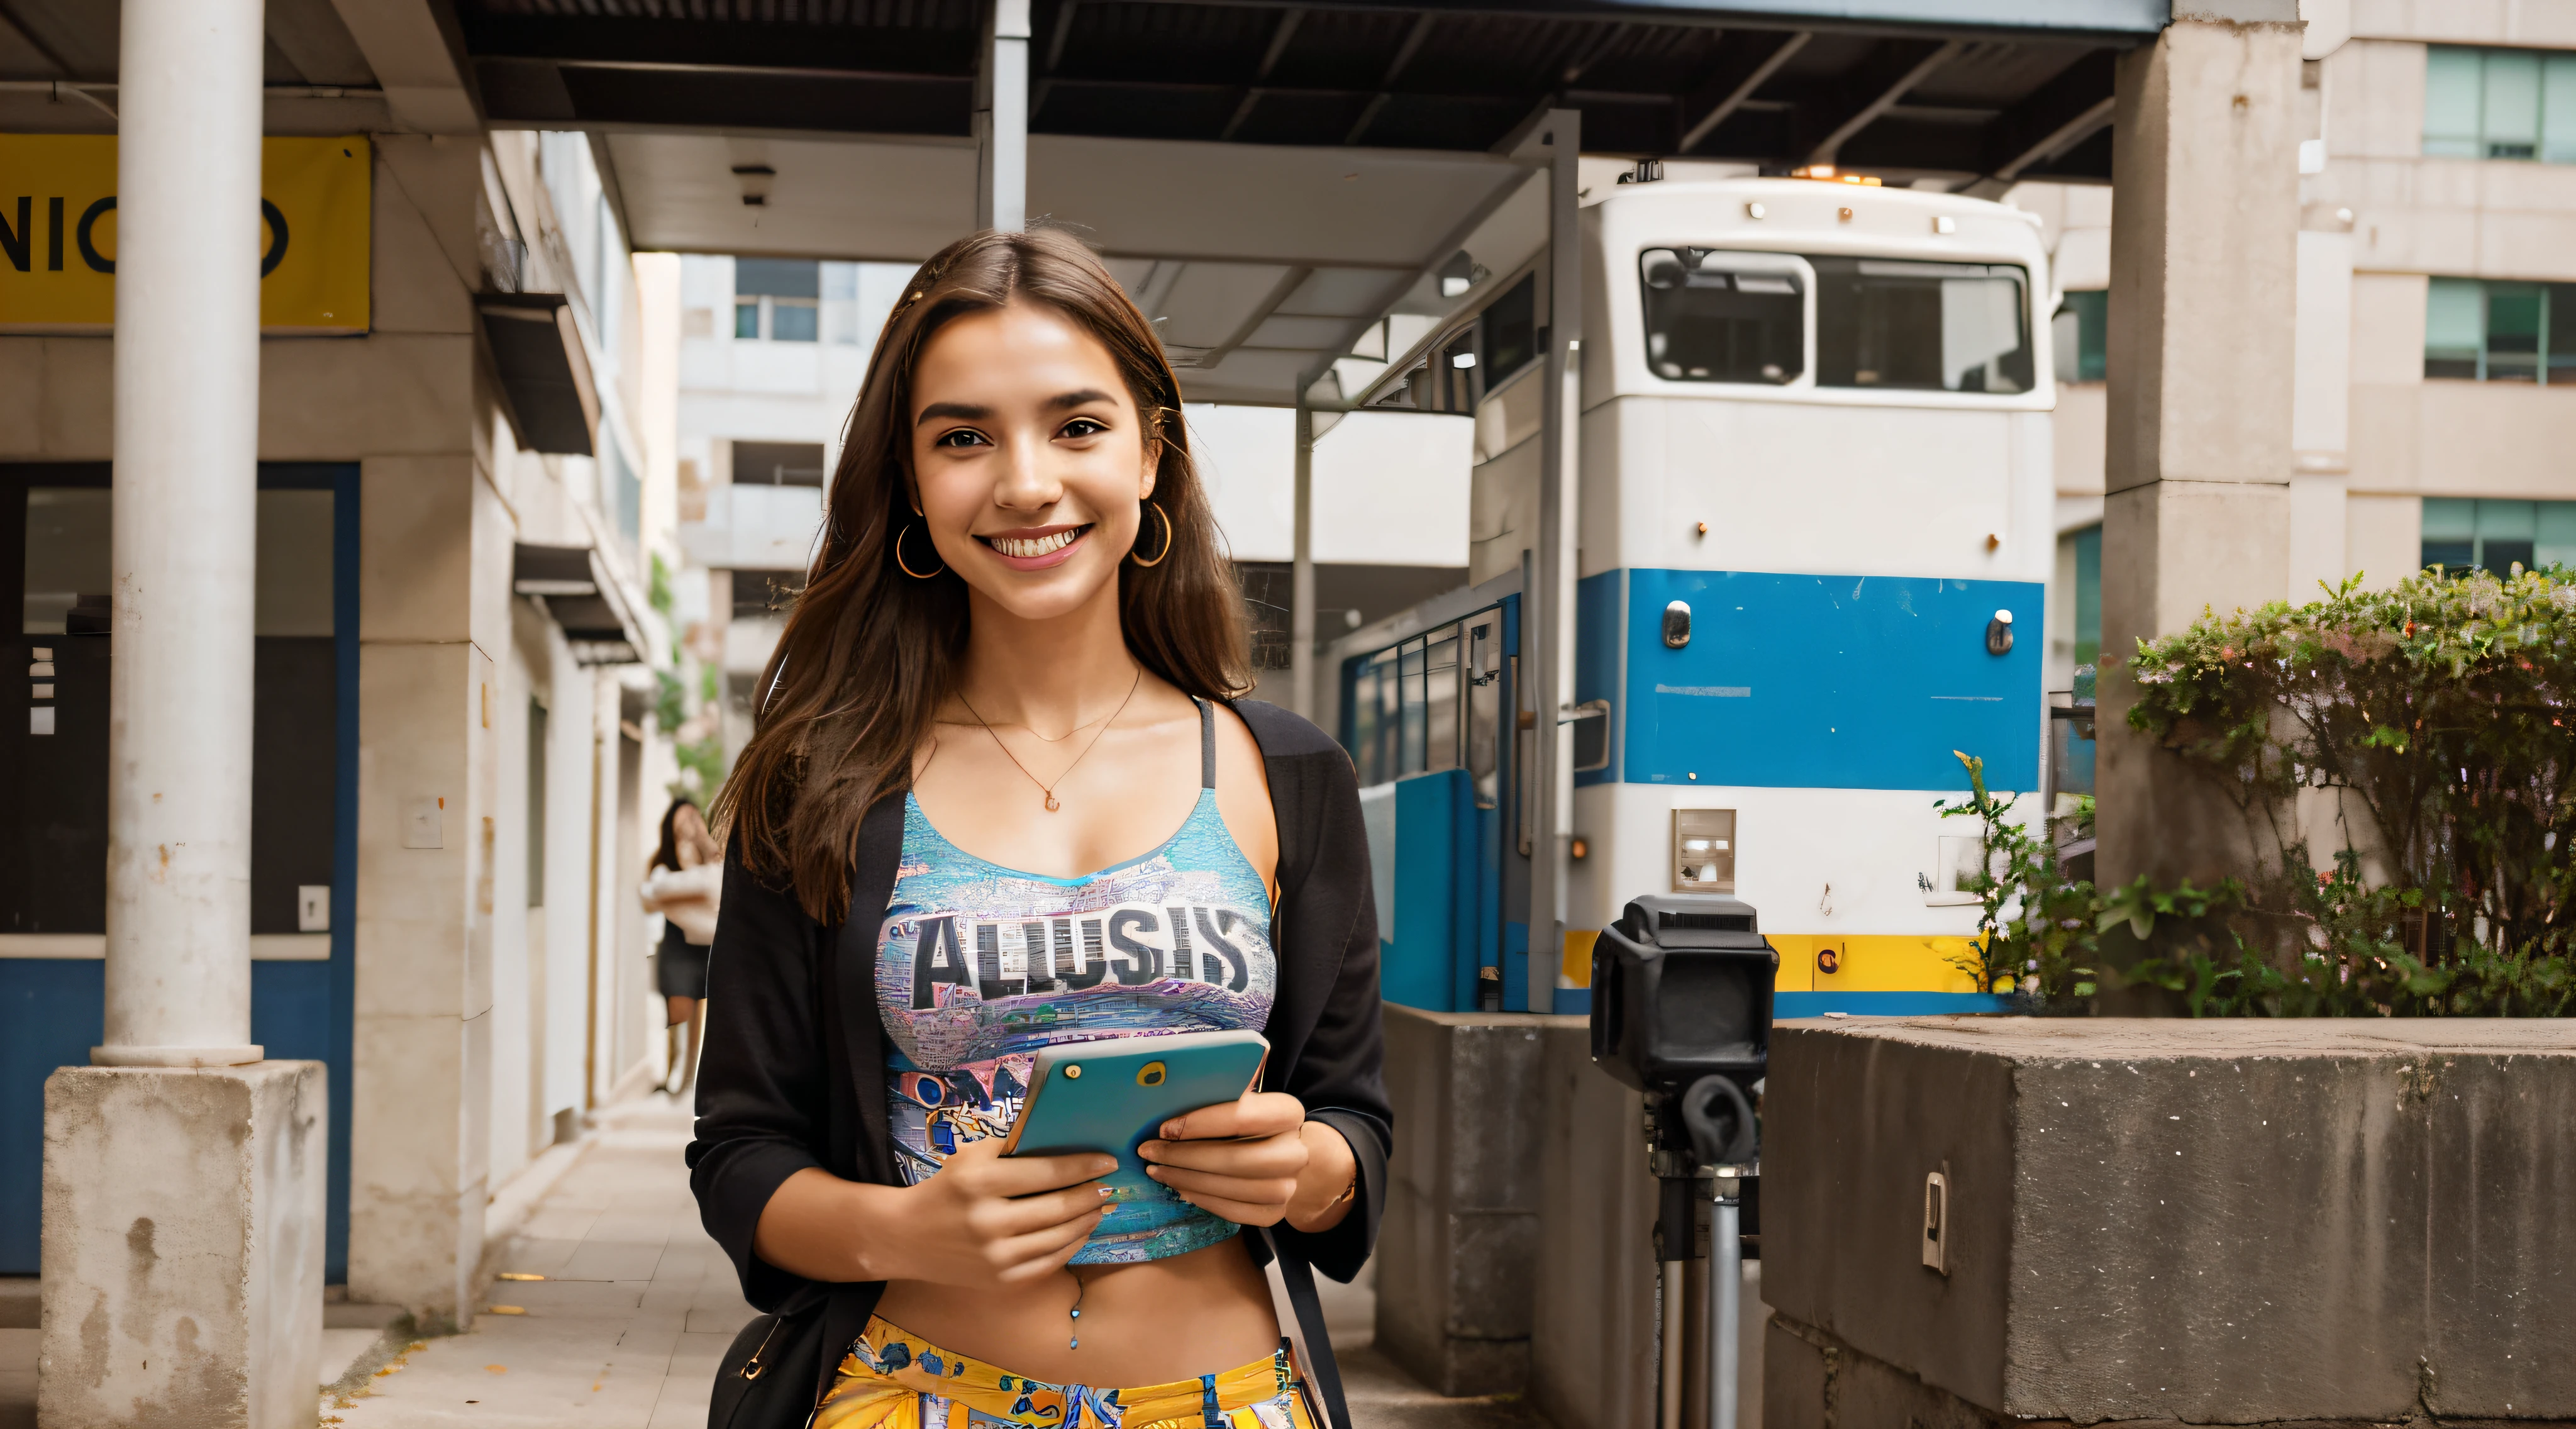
<box><xmin>1466</xmin><ymin>614</ymin><xmax>1501</xmax><ymax>810</ymax></box>
<box><xmin>1639</xmin><ymin>248</ymin><xmax>1804</xmax><ymax>384</ymax></box>
<box><xmin>1812</xmin><ymin>258</ymin><xmax>2033</xmax><ymax>394</ymax></box>
<box><xmin>1399</xmin><ymin>638</ymin><xmax>1428</xmax><ymax>776</ymax></box>
<box><xmin>1424</xmin><ymin>625</ymin><xmax>1461</xmax><ymax>774</ymax></box>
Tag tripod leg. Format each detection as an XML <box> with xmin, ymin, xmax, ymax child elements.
<box><xmin>1713</xmin><ymin>1196</ymin><xmax>1741</xmax><ymax>1429</ymax></box>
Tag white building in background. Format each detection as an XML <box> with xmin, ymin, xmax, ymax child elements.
<box><xmin>670</xmin><ymin>253</ymin><xmax>1477</xmax><ymax>752</ymax></box>
<box><xmin>2023</xmin><ymin>7</ymin><xmax>2576</xmax><ymax>709</ymax></box>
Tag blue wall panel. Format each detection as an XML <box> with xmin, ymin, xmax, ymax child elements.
<box><xmin>0</xmin><ymin>960</ymin><xmax>103</xmax><ymax>1272</ymax></box>
<box><xmin>1623</xmin><ymin>569</ymin><xmax>2043</xmax><ymax>791</ymax></box>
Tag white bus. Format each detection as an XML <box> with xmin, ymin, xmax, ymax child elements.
<box><xmin>1331</xmin><ymin>174</ymin><xmax>2053</xmax><ymax>1016</ymax></box>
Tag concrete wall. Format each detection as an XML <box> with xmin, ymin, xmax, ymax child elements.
<box><xmin>1526</xmin><ymin>1023</ymin><xmax>1658</xmax><ymax>1429</ymax></box>
<box><xmin>1763</xmin><ymin>1018</ymin><xmax>2576</xmax><ymax>1427</ymax></box>
<box><xmin>1374</xmin><ymin>1006</ymin><xmax>1556</xmax><ymax>1395</ymax></box>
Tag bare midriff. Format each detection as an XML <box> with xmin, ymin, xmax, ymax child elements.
<box><xmin>871</xmin><ymin>1235</ymin><xmax>1281</xmax><ymax>1387</ymax></box>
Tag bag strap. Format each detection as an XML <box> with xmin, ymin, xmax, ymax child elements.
<box><xmin>1262</xmin><ymin>1230</ymin><xmax>1352</xmax><ymax>1429</ymax></box>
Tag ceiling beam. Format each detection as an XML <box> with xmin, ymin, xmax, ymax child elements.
<box><xmin>328</xmin><ymin>0</ymin><xmax>484</xmax><ymax>133</ymax></box>
<box><xmin>1343</xmin><ymin>11</ymin><xmax>1438</xmax><ymax>145</ymax></box>
<box><xmin>1219</xmin><ymin>7</ymin><xmax>1304</xmax><ymax>142</ymax></box>
<box><xmin>1801</xmin><ymin>35</ymin><xmax>1961</xmax><ymax>166</ymax></box>
<box><xmin>1675</xmin><ymin>29</ymin><xmax>1807</xmax><ymax>155</ymax></box>
<box><xmin>1970</xmin><ymin>48</ymin><xmax>2118</xmax><ymax>192</ymax></box>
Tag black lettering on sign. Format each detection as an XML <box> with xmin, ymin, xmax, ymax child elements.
<box><xmin>1196</xmin><ymin>907</ymin><xmax>1253</xmax><ymax>992</ymax></box>
<box><xmin>1064</xmin><ymin>918</ymin><xmax>1109</xmax><ymax>990</ymax></box>
<box><xmin>46</xmin><ymin>196</ymin><xmax>62</xmax><ymax>272</ymax></box>
<box><xmin>909</xmin><ymin>916</ymin><xmax>974</xmax><ymax>1010</ymax></box>
<box><xmin>77</xmin><ymin>197</ymin><xmax>113</xmax><ymax>274</ymax></box>
<box><xmin>260</xmin><ymin>198</ymin><xmax>288</xmax><ymax>277</ymax></box>
<box><xmin>1</xmin><ymin>197</ymin><xmax>28</xmax><ymax>272</ymax></box>
<box><xmin>974</xmin><ymin>921</ymin><xmax>1025</xmax><ymax>1000</ymax></box>
<box><xmin>1107</xmin><ymin>906</ymin><xmax>1163</xmax><ymax>986</ymax></box>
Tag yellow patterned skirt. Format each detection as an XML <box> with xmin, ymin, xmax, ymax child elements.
<box><xmin>812</xmin><ymin>1316</ymin><xmax>1321</xmax><ymax>1429</ymax></box>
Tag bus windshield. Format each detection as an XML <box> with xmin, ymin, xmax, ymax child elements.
<box><xmin>1639</xmin><ymin>250</ymin><xmax>2033</xmax><ymax>394</ymax></box>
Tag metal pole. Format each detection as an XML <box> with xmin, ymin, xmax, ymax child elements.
<box><xmin>1527</xmin><ymin>107</ymin><xmax>1582</xmax><ymax>1015</ymax></box>
<box><xmin>1658</xmin><ymin>1254</ymin><xmax>1687</xmax><ymax>1429</ymax></box>
<box><xmin>1713</xmin><ymin>1184</ymin><xmax>1744</xmax><ymax>1429</ymax></box>
<box><xmin>1290</xmin><ymin>403</ymin><xmax>1316</xmax><ymax>721</ymax></box>
<box><xmin>97</xmin><ymin>0</ymin><xmax>266</xmax><ymax>1067</ymax></box>
<box><xmin>975</xmin><ymin>0</ymin><xmax>1030</xmax><ymax>231</ymax></box>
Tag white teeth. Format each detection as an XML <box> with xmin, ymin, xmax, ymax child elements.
<box><xmin>988</xmin><ymin>528</ymin><xmax>1081</xmax><ymax>559</ymax></box>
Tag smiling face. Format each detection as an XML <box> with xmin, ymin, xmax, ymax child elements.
<box><xmin>907</xmin><ymin>300</ymin><xmax>1158</xmax><ymax>625</ymax></box>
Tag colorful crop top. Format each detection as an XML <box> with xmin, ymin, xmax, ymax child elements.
<box><xmin>875</xmin><ymin>698</ymin><xmax>1277</xmax><ymax>1264</ymax></box>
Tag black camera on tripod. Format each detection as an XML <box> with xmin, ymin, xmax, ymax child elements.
<box><xmin>1591</xmin><ymin>893</ymin><xmax>1774</xmax><ymax>1167</ymax></box>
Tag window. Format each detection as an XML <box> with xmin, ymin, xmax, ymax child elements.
<box><xmin>2423</xmin><ymin>498</ymin><xmax>2576</xmax><ymax>575</ymax></box>
<box><xmin>730</xmin><ymin>441</ymin><xmax>826</xmax><ymax>487</ymax></box>
<box><xmin>1814</xmin><ymin>258</ymin><xmax>2032</xmax><ymax>393</ymax></box>
<box><xmin>1479</xmin><ymin>273</ymin><xmax>1538</xmax><ymax>384</ymax></box>
<box><xmin>2054</xmin><ymin>290</ymin><xmax>2107</xmax><ymax>384</ymax></box>
<box><xmin>2424</xmin><ymin>46</ymin><xmax>2576</xmax><ymax>162</ymax></box>
<box><xmin>2423</xmin><ymin>277</ymin><xmax>2576</xmax><ymax>381</ymax></box>
<box><xmin>1640</xmin><ymin>249</ymin><xmax>1804</xmax><ymax>384</ymax></box>
<box><xmin>733</xmin><ymin>258</ymin><xmax>821</xmax><ymax>342</ymax></box>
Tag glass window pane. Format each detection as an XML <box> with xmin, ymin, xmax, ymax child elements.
<box><xmin>735</xmin><ymin>301</ymin><xmax>760</xmax><ymax>339</ymax></box>
<box><xmin>735</xmin><ymin>258</ymin><xmax>821</xmax><ymax>299</ymax></box>
<box><xmin>1466</xmin><ymin>615</ymin><xmax>1501</xmax><ymax>809</ymax></box>
<box><xmin>1373</xmin><ymin>648</ymin><xmax>1401</xmax><ymax>786</ymax></box>
<box><xmin>1815</xmin><ymin>259</ymin><xmax>2031</xmax><ymax>393</ymax></box>
<box><xmin>1424</xmin><ymin>626</ymin><xmax>1461</xmax><ymax>775</ymax></box>
<box><xmin>1640</xmin><ymin>250</ymin><xmax>1804</xmax><ymax>384</ymax></box>
<box><xmin>2486</xmin><ymin>284</ymin><xmax>2544</xmax><ymax>380</ymax></box>
<box><xmin>255</xmin><ymin>489</ymin><xmax>334</xmax><ymax>637</ymax></box>
<box><xmin>2536</xmin><ymin>501</ymin><xmax>2576</xmax><ymax>569</ymax></box>
<box><xmin>2548</xmin><ymin>284</ymin><xmax>2576</xmax><ymax>381</ymax></box>
<box><xmin>24</xmin><ymin>487</ymin><xmax>109</xmax><ymax>634</ymax></box>
<box><xmin>2424</xmin><ymin>278</ymin><xmax>2485</xmax><ymax>377</ymax></box>
<box><xmin>2484</xmin><ymin>49</ymin><xmax>2542</xmax><ymax>157</ymax></box>
<box><xmin>2476</xmin><ymin>498</ymin><xmax>2539</xmax><ymax>542</ymax></box>
<box><xmin>1399</xmin><ymin>639</ymin><xmax>1427</xmax><ymax>776</ymax></box>
<box><xmin>2544</xmin><ymin>55</ymin><xmax>2576</xmax><ymax>162</ymax></box>
<box><xmin>772</xmin><ymin>301</ymin><xmax>819</xmax><ymax>343</ymax></box>
<box><xmin>2423</xmin><ymin>496</ymin><xmax>2477</xmax><ymax>542</ymax></box>
<box><xmin>2424</xmin><ymin>47</ymin><xmax>2485</xmax><ymax>156</ymax></box>
<box><xmin>1350</xmin><ymin>662</ymin><xmax>1380</xmax><ymax>786</ymax></box>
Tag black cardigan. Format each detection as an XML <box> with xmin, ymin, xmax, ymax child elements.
<box><xmin>687</xmin><ymin>699</ymin><xmax>1391</xmax><ymax>1411</ymax></box>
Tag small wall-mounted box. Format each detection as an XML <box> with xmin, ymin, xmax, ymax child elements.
<box><xmin>1673</xmin><ymin>808</ymin><xmax>1736</xmax><ymax>893</ymax></box>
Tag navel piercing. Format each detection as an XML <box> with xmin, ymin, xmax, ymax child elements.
<box><xmin>1068</xmin><ymin>1269</ymin><xmax>1088</xmax><ymax>1349</ymax></box>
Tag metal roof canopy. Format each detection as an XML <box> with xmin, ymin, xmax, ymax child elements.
<box><xmin>457</xmin><ymin>0</ymin><xmax>2155</xmax><ymax>406</ymax></box>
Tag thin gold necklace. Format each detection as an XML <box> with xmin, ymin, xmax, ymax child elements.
<box><xmin>956</xmin><ymin>666</ymin><xmax>1144</xmax><ymax>813</ymax></box>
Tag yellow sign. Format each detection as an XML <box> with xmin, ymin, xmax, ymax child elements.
<box><xmin>0</xmin><ymin>134</ymin><xmax>370</xmax><ymax>333</ymax></box>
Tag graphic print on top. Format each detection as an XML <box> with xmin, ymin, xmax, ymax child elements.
<box><xmin>877</xmin><ymin>698</ymin><xmax>1277</xmax><ymax>1264</ymax></box>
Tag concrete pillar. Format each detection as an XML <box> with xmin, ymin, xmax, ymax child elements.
<box><xmin>97</xmin><ymin>0</ymin><xmax>265</xmax><ymax>1069</ymax></box>
<box><xmin>1527</xmin><ymin>109</ymin><xmax>1581</xmax><ymax>1012</ymax></box>
<box><xmin>2095</xmin><ymin>11</ymin><xmax>2302</xmax><ymax>892</ymax></box>
<box><xmin>974</xmin><ymin>0</ymin><xmax>1029</xmax><ymax>232</ymax></box>
<box><xmin>40</xmin><ymin>1064</ymin><xmax>326</xmax><ymax>1429</ymax></box>
<box><xmin>40</xmin><ymin>4</ymin><xmax>328</xmax><ymax>1424</ymax></box>
<box><xmin>1290</xmin><ymin>403</ymin><xmax>1316</xmax><ymax>720</ymax></box>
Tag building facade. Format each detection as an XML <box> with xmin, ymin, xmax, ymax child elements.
<box><xmin>1</xmin><ymin>123</ymin><xmax>685</xmax><ymax>1324</ymax></box>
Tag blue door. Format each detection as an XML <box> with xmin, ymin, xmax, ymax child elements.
<box><xmin>0</xmin><ymin>462</ymin><xmax>358</xmax><ymax>1280</ymax></box>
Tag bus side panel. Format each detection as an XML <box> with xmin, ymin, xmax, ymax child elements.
<box><xmin>1622</xmin><ymin>567</ymin><xmax>2042</xmax><ymax>792</ymax></box>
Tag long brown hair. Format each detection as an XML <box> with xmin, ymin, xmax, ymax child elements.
<box><xmin>714</xmin><ymin>227</ymin><xmax>1251</xmax><ymax>922</ymax></box>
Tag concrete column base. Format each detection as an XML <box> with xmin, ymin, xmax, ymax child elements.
<box><xmin>40</xmin><ymin>1061</ymin><xmax>326</xmax><ymax>1429</ymax></box>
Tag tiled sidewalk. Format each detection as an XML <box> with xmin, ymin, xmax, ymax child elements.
<box><xmin>331</xmin><ymin>1094</ymin><xmax>752</xmax><ymax>1428</ymax></box>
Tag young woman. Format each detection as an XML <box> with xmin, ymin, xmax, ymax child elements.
<box><xmin>640</xmin><ymin>798</ymin><xmax>722</xmax><ymax>1094</ymax></box>
<box><xmin>691</xmin><ymin>228</ymin><xmax>1388</xmax><ymax>1429</ymax></box>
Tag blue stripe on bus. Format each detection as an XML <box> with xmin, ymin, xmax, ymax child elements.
<box><xmin>1619</xmin><ymin>568</ymin><xmax>2043</xmax><ymax>791</ymax></box>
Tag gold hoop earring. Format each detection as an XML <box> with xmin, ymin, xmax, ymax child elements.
<box><xmin>1128</xmin><ymin>501</ymin><xmax>1174</xmax><ymax>567</ymax></box>
<box><xmin>894</xmin><ymin>521</ymin><xmax>946</xmax><ymax>579</ymax></box>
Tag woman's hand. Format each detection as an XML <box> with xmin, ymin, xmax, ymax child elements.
<box><xmin>753</xmin><ymin>1143</ymin><xmax>1113</xmax><ymax>1289</ymax></box>
<box><xmin>1139</xmin><ymin>1093</ymin><xmax>1359</xmax><ymax>1233</ymax></box>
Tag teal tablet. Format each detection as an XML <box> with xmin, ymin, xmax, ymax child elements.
<box><xmin>1000</xmin><ymin>1030</ymin><xmax>1270</xmax><ymax>1204</ymax></box>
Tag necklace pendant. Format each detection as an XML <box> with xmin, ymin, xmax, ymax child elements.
<box><xmin>1044</xmin><ymin>791</ymin><xmax>1061</xmax><ymax>813</ymax></box>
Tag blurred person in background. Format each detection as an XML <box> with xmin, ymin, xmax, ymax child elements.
<box><xmin>643</xmin><ymin>797</ymin><xmax>724</xmax><ymax>1093</ymax></box>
